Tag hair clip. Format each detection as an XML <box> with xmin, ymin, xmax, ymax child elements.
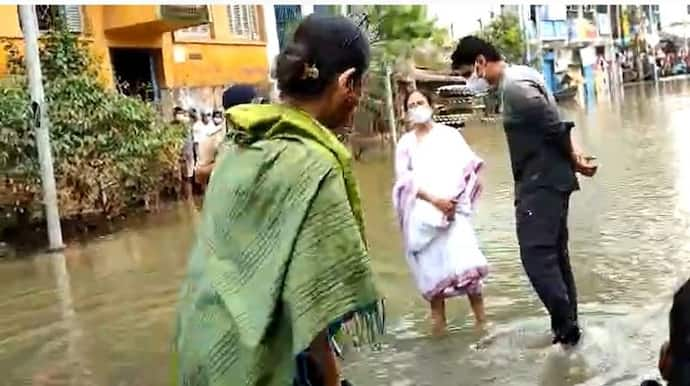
<box><xmin>301</xmin><ymin>63</ymin><xmax>319</xmax><ymax>80</ymax></box>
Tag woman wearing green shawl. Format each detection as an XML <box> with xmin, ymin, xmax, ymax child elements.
<box><xmin>174</xmin><ymin>15</ymin><xmax>383</xmax><ymax>386</ymax></box>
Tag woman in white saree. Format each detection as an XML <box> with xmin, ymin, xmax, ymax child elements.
<box><xmin>392</xmin><ymin>90</ymin><xmax>489</xmax><ymax>334</ymax></box>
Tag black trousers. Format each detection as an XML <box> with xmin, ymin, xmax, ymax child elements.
<box><xmin>515</xmin><ymin>188</ymin><xmax>578</xmax><ymax>337</ymax></box>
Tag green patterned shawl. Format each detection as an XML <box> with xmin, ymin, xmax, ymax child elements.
<box><xmin>173</xmin><ymin>104</ymin><xmax>383</xmax><ymax>386</ymax></box>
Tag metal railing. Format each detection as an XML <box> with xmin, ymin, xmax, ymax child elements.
<box><xmin>159</xmin><ymin>5</ymin><xmax>209</xmax><ymax>22</ymax></box>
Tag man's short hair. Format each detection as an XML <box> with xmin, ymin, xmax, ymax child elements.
<box><xmin>451</xmin><ymin>35</ymin><xmax>502</xmax><ymax>70</ymax></box>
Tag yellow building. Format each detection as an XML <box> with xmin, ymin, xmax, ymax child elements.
<box><xmin>0</xmin><ymin>4</ymin><xmax>269</xmax><ymax>110</ymax></box>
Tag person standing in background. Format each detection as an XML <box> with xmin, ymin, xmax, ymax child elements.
<box><xmin>211</xmin><ymin>110</ymin><xmax>224</xmax><ymax>131</ymax></box>
<box><xmin>195</xmin><ymin>85</ymin><xmax>258</xmax><ymax>188</ymax></box>
<box><xmin>172</xmin><ymin>106</ymin><xmax>194</xmax><ymax>199</ymax></box>
<box><xmin>192</xmin><ymin>110</ymin><xmax>213</xmax><ymax>162</ymax></box>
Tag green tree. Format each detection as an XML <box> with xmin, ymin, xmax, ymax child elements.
<box><xmin>352</xmin><ymin>6</ymin><xmax>449</xmax><ymax>107</ymax></box>
<box><xmin>477</xmin><ymin>13</ymin><xmax>525</xmax><ymax>64</ymax></box>
<box><xmin>362</xmin><ymin>5</ymin><xmax>447</xmax><ymax>64</ymax></box>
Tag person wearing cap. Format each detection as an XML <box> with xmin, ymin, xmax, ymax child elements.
<box><xmin>194</xmin><ymin>85</ymin><xmax>257</xmax><ymax>188</ymax></box>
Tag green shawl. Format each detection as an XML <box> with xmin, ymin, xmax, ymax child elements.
<box><xmin>173</xmin><ymin>104</ymin><xmax>383</xmax><ymax>386</ymax></box>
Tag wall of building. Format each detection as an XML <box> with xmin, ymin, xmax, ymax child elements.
<box><xmin>0</xmin><ymin>5</ymin><xmax>269</xmax><ymax>101</ymax></box>
<box><xmin>0</xmin><ymin>5</ymin><xmax>26</xmax><ymax>77</ymax></box>
<box><xmin>161</xmin><ymin>40</ymin><xmax>267</xmax><ymax>89</ymax></box>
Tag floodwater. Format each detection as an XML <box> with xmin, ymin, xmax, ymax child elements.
<box><xmin>2</xmin><ymin>81</ymin><xmax>690</xmax><ymax>385</ymax></box>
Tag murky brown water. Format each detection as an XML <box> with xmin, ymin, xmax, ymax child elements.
<box><xmin>2</xmin><ymin>81</ymin><xmax>690</xmax><ymax>386</ymax></box>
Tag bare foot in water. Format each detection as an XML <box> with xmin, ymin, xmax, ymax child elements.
<box><xmin>430</xmin><ymin>297</ymin><xmax>447</xmax><ymax>337</ymax></box>
<box><xmin>468</xmin><ymin>293</ymin><xmax>486</xmax><ymax>329</ymax></box>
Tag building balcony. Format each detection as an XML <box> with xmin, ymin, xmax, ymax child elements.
<box><xmin>104</xmin><ymin>5</ymin><xmax>209</xmax><ymax>35</ymax></box>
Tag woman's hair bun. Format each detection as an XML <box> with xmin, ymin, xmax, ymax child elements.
<box><xmin>274</xmin><ymin>42</ymin><xmax>311</xmax><ymax>94</ymax></box>
<box><xmin>272</xmin><ymin>14</ymin><xmax>370</xmax><ymax>99</ymax></box>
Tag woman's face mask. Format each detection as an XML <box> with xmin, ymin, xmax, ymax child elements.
<box><xmin>408</xmin><ymin>105</ymin><xmax>433</xmax><ymax>125</ymax></box>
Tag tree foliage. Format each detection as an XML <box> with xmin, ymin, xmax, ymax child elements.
<box><xmin>362</xmin><ymin>5</ymin><xmax>448</xmax><ymax>64</ymax></box>
<box><xmin>477</xmin><ymin>13</ymin><xmax>525</xmax><ymax>64</ymax></box>
<box><xmin>0</xmin><ymin>18</ymin><xmax>184</xmax><ymax>232</ymax></box>
<box><xmin>350</xmin><ymin>6</ymin><xmax>450</xmax><ymax>118</ymax></box>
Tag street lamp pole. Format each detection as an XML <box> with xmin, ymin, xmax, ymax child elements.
<box><xmin>18</xmin><ymin>5</ymin><xmax>64</xmax><ymax>251</ymax></box>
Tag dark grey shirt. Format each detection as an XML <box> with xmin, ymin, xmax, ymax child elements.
<box><xmin>500</xmin><ymin>65</ymin><xmax>578</xmax><ymax>196</ymax></box>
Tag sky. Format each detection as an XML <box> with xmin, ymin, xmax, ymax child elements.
<box><xmin>426</xmin><ymin>4</ymin><xmax>503</xmax><ymax>40</ymax></box>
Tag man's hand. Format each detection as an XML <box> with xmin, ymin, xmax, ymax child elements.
<box><xmin>572</xmin><ymin>153</ymin><xmax>598</xmax><ymax>177</ymax></box>
<box><xmin>194</xmin><ymin>163</ymin><xmax>214</xmax><ymax>187</ymax></box>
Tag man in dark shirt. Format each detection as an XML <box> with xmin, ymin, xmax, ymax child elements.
<box><xmin>450</xmin><ymin>36</ymin><xmax>597</xmax><ymax>346</ymax></box>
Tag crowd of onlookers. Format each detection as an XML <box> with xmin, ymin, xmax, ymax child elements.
<box><xmin>170</xmin><ymin>85</ymin><xmax>262</xmax><ymax>196</ymax></box>
<box><xmin>655</xmin><ymin>47</ymin><xmax>690</xmax><ymax>78</ymax></box>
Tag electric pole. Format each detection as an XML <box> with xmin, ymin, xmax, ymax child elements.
<box><xmin>19</xmin><ymin>5</ymin><xmax>64</xmax><ymax>251</ymax></box>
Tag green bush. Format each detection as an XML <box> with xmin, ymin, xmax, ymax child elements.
<box><xmin>0</xmin><ymin>19</ymin><xmax>185</xmax><ymax>230</ymax></box>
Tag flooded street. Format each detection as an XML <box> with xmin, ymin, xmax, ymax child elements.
<box><xmin>2</xmin><ymin>81</ymin><xmax>690</xmax><ymax>385</ymax></box>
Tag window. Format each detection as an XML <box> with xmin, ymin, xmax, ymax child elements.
<box><xmin>173</xmin><ymin>5</ymin><xmax>212</xmax><ymax>40</ymax></box>
<box><xmin>595</xmin><ymin>5</ymin><xmax>608</xmax><ymax>14</ymax></box>
<box><xmin>228</xmin><ymin>5</ymin><xmax>259</xmax><ymax>40</ymax></box>
<box><xmin>566</xmin><ymin>5</ymin><xmax>579</xmax><ymax>19</ymax></box>
<box><xmin>23</xmin><ymin>5</ymin><xmax>82</xmax><ymax>33</ymax></box>
<box><xmin>582</xmin><ymin>5</ymin><xmax>595</xmax><ymax>22</ymax></box>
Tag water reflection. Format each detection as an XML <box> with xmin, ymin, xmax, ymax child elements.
<box><xmin>1</xmin><ymin>81</ymin><xmax>690</xmax><ymax>385</ymax></box>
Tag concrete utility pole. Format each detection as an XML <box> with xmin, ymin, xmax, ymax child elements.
<box><xmin>19</xmin><ymin>5</ymin><xmax>64</xmax><ymax>251</ymax></box>
<box><xmin>384</xmin><ymin>64</ymin><xmax>398</xmax><ymax>144</ymax></box>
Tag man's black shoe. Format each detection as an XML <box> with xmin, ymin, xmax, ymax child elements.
<box><xmin>552</xmin><ymin>325</ymin><xmax>581</xmax><ymax>347</ymax></box>
<box><xmin>561</xmin><ymin>325</ymin><xmax>582</xmax><ymax>347</ymax></box>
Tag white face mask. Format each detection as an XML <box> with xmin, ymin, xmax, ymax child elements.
<box><xmin>213</xmin><ymin>118</ymin><xmax>223</xmax><ymax>125</ymax></box>
<box><xmin>176</xmin><ymin>115</ymin><xmax>189</xmax><ymax>123</ymax></box>
<box><xmin>407</xmin><ymin>105</ymin><xmax>433</xmax><ymax>125</ymax></box>
<box><xmin>465</xmin><ymin>72</ymin><xmax>491</xmax><ymax>94</ymax></box>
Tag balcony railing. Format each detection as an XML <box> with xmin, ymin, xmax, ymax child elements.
<box><xmin>159</xmin><ymin>5</ymin><xmax>209</xmax><ymax>23</ymax></box>
<box><xmin>104</xmin><ymin>5</ymin><xmax>209</xmax><ymax>34</ymax></box>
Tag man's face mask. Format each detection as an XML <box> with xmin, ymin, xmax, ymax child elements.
<box><xmin>465</xmin><ymin>61</ymin><xmax>491</xmax><ymax>94</ymax></box>
<box><xmin>213</xmin><ymin>118</ymin><xmax>223</xmax><ymax>125</ymax></box>
<box><xmin>466</xmin><ymin>73</ymin><xmax>491</xmax><ymax>94</ymax></box>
